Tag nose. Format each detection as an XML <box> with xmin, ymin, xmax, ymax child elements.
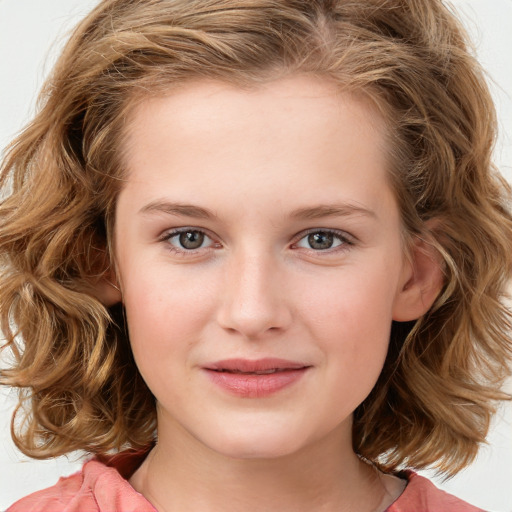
<box><xmin>216</xmin><ymin>249</ymin><xmax>292</xmax><ymax>340</ymax></box>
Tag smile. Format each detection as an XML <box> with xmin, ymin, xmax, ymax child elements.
<box><xmin>215</xmin><ymin>368</ymin><xmax>285</xmax><ymax>375</ymax></box>
<box><xmin>203</xmin><ymin>358</ymin><xmax>311</xmax><ymax>398</ymax></box>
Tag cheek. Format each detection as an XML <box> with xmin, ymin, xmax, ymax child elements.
<box><xmin>299</xmin><ymin>265</ymin><xmax>397</xmax><ymax>333</ymax></box>
<box><xmin>298</xmin><ymin>267</ymin><xmax>397</xmax><ymax>380</ymax></box>
<box><xmin>121</xmin><ymin>265</ymin><xmax>218</xmax><ymax>366</ymax></box>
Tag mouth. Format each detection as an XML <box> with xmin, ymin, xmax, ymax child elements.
<box><xmin>204</xmin><ymin>357</ymin><xmax>310</xmax><ymax>373</ymax></box>
<box><xmin>203</xmin><ymin>358</ymin><xmax>311</xmax><ymax>398</ymax></box>
<box><xmin>213</xmin><ymin>368</ymin><xmax>295</xmax><ymax>375</ymax></box>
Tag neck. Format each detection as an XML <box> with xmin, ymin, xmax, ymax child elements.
<box><xmin>129</xmin><ymin>416</ymin><xmax>401</xmax><ymax>512</ymax></box>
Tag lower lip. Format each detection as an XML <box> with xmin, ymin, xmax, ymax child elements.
<box><xmin>204</xmin><ymin>368</ymin><xmax>309</xmax><ymax>398</ymax></box>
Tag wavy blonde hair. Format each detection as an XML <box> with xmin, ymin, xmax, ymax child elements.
<box><xmin>1</xmin><ymin>0</ymin><xmax>511</xmax><ymax>476</ymax></box>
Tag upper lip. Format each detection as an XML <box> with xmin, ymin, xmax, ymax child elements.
<box><xmin>204</xmin><ymin>358</ymin><xmax>310</xmax><ymax>373</ymax></box>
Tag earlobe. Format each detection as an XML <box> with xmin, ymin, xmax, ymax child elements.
<box><xmin>392</xmin><ymin>234</ymin><xmax>445</xmax><ymax>322</ymax></box>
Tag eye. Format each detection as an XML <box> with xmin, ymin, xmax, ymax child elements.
<box><xmin>294</xmin><ymin>230</ymin><xmax>351</xmax><ymax>251</ymax></box>
<box><xmin>162</xmin><ymin>229</ymin><xmax>215</xmax><ymax>251</ymax></box>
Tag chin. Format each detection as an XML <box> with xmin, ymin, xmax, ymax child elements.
<box><xmin>201</xmin><ymin>421</ymin><xmax>315</xmax><ymax>461</ymax></box>
<box><xmin>213</xmin><ymin>437</ymin><xmax>304</xmax><ymax>460</ymax></box>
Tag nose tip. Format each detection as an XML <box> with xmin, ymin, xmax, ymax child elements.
<box><xmin>216</xmin><ymin>257</ymin><xmax>291</xmax><ymax>339</ymax></box>
<box><xmin>220</xmin><ymin>310</ymin><xmax>283</xmax><ymax>339</ymax></box>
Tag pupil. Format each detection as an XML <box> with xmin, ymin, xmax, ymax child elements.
<box><xmin>179</xmin><ymin>231</ymin><xmax>204</xmax><ymax>249</ymax></box>
<box><xmin>308</xmin><ymin>232</ymin><xmax>333</xmax><ymax>250</ymax></box>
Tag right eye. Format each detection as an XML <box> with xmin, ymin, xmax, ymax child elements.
<box><xmin>162</xmin><ymin>229</ymin><xmax>216</xmax><ymax>252</ymax></box>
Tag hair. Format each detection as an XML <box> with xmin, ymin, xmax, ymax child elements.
<box><xmin>1</xmin><ymin>0</ymin><xmax>511</xmax><ymax>477</ymax></box>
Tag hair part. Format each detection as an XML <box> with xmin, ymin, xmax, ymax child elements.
<box><xmin>1</xmin><ymin>0</ymin><xmax>511</xmax><ymax>476</ymax></box>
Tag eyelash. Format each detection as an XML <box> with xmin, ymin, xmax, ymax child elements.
<box><xmin>159</xmin><ymin>227</ymin><xmax>355</xmax><ymax>256</ymax></box>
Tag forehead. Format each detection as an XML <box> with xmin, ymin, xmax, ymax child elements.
<box><xmin>119</xmin><ymin>75</ymin><xmax>395</xmax><ymax>222</ymax></box>
<box><xmin>123</xmin><ymin>75</ymin><xmax>388</xmax><ymax>144</ymax></box>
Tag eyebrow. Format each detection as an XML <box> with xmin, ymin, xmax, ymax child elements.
<box><xmin>290</xmin><ymin>204</ymin><xmax>377</xmax><ymax>220</ymax></box>
<box><xmin>139</xmin><ymin>200</ymin><xmax>376</xmax><ymax>221</ymax></box>
<box><xmin>139</xmin><ymin>200</ymin><xmax>217</xmax><ymax>219</ymax></box>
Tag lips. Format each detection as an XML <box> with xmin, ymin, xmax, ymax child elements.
<box><xmin>203</xmin><ymin>358</ymin><xmax>311</xmax><ymax>398</ymax></box>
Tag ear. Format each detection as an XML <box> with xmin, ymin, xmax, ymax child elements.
<box><xmin>87</xmin><ymin>246</ymin><xmax>122</xmax><ymax>306</ymax></box>
<box><xmin>392</xmin><ymin>231</ymin><xmax>445</xmax><ymax>322</ymax></box>
<box><xmin>92</xmin><ymin>266</ymin><xmax>123</xmax><ymax>306</ymax></box>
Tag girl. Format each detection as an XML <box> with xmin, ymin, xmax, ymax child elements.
<box><xmin>1</xmin><ymin>1</ymin><xmax>511</xmax><ymax>510</ymax></box>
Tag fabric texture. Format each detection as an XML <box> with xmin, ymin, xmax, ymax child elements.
<box><xmin>384</xmin><ymin>472</ymin><xmax>484</xmax><ymax>511</ymax></box>
<box><xmin>7</xmin><ymin>450</ymin><xmax>484</xmax><ymax>512</ymax></box>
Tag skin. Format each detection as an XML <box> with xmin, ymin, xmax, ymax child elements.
<box><xmin>110</xmin><ymin>75</ymin><xmax>441</xmax><ymax>512</ymax></box>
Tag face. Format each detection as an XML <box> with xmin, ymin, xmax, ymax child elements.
<box><xmin>114</xmin><ymin>76</ymin><xmax>413</xmax><ymax>459</ymax></box>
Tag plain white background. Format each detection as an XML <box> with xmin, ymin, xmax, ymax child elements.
<box><xmin>0</xmin><ymin>1</ymin><xmax>511</xmax><ymax>510</ymax></box>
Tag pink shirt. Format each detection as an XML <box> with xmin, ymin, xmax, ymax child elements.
<box><xmin>7</xmin><ymin>451</ymin><xmax>484</xmax><ymax>511</ymax></box>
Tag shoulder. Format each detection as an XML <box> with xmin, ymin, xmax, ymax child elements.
<box><xmin>388</xmin><ymin>472</ymin><xmax>485</xmax><ymax>512</ymax></box>
<box><xmin>7</xmin><ymin>457</ymin><xmax>156</xmax><ymax>512</ymax></box>
<box><xmin>6</xmin><ymin>470</ymin><xmax>85</xmax><ymax>512</ymax></box>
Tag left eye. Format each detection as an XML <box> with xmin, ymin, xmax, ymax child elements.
<box><xmin>295</xmin><ymin>231</ymin><xmax>347</xmax><ymax>251</ymax></box>
<box><xmin>165</xmin><ymin>229</ymin><xmax>214</xmax><ymax>250</ymax></box>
